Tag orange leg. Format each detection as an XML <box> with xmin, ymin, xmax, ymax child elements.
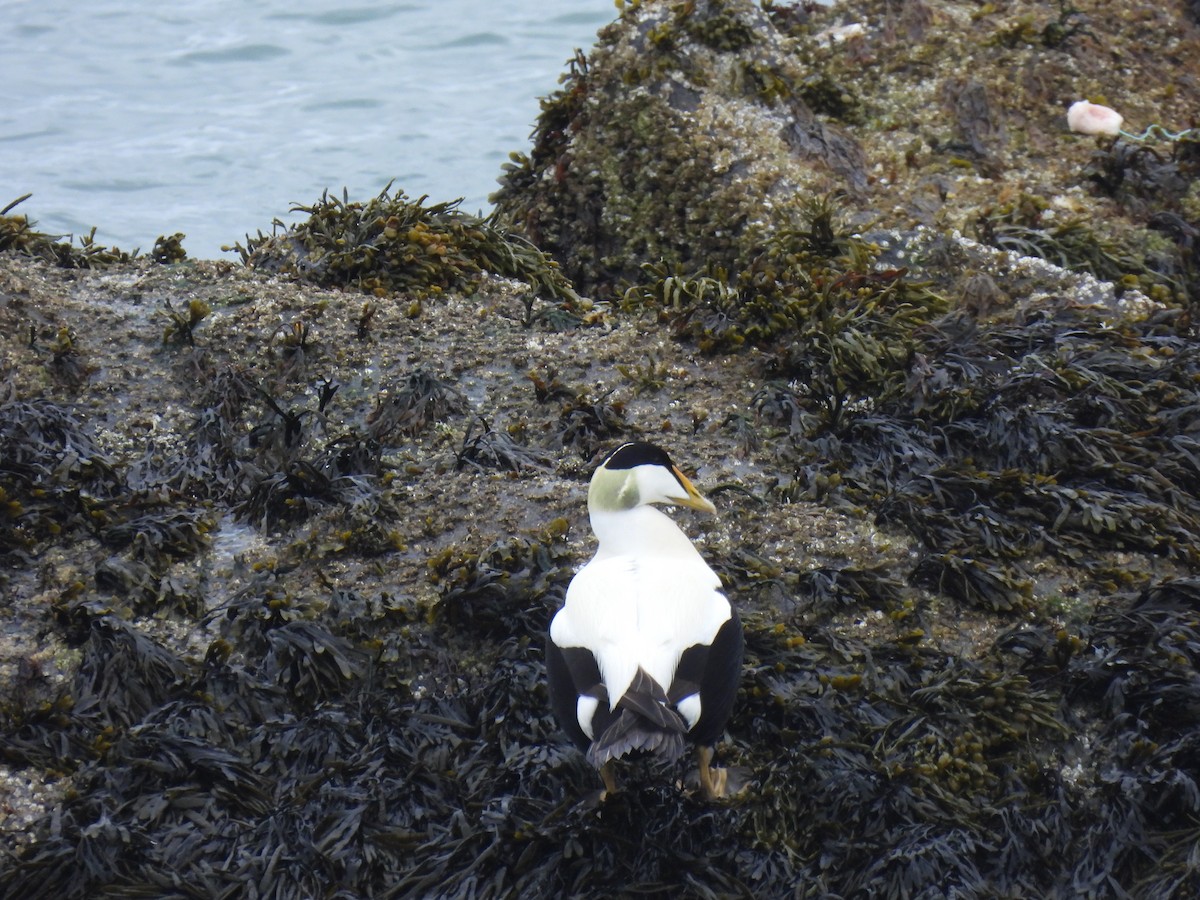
<box><xmin>696</xmin><ymin>745</ymin><xmax>729</xmax><ymax>799</ymax></box>
<box><xmin>600</xmin><ymin>761</ymin><xmax>618</xmax><ymax>798</ymax></box>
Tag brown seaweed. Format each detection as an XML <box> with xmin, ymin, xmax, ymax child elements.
<box><xmin>232</xmin><ymin>184</ymin><xmax>578</xmax><ymax>308</ymax></box>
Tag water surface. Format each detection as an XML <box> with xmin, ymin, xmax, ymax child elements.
<box><xmin>1</xmin><ymin>0</ymin><xmax>612</xmax><ymax>257</ymax></box>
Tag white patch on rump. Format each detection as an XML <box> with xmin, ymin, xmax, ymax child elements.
<box><xmin>577</xmin><ymin>695</ymin><xmax>599</xmax><ymax>739</ymax></box>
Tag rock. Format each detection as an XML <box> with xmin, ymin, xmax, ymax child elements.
<box><xmin>492</xmin><ymin>0</ymin><xmax>866</xmax><ymax>295</ymax></box>
<box><xmin>3</xmin><ymin>0</ymin><xmax>1200</xmax><ymax>895</ymax></box>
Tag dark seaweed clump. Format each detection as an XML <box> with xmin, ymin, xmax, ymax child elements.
<box><xmin>454</xmin><ymin>416</ymin><xmax>552</xmax><ymax>474</ymax></box>
<box><xmin>0</xmin><ymin>398</ymin><xmax>122</xmax><ymax>567</ymax></box>
<box><xmin>367</xmin><ymin>367</ymin><xmax>467</xmax><ymax>440</ymax></box>
<box><xmin>790</xmin><ymin>306</ymin><xmax>1200</xmax><ymax>612</ymax></box>
<box><xmin>123</xmin><ymin>363</ymin><xmax>400</xmax><ymax>541</ymax></box>
<box><xmin>1085</xmin><ymin>132</ymin><xmax>1200</xmax><ymax>308</ymax></box>
<box><xmin>975</xmin><ymin>197</ymin><xmax>1191</xmax><ymax>306</ymax></box>
<box><xmin>625</xmin><ymin>200</ymin><xmax>948</xmax><ymax>416</ymax></box>
<box><xmin>529</xmin><ymin>368</ymin><xmax>633</xmax><ymax>459</ymax></box>
<box><xmin>6</xmin><ymin>531</ymin><xmax>1200</xmax><ymax>897</ymax></box>
<box><xmin>726</xmin><ymin>576</ymin><xmax>1192</xmax><ymax>896</ymax></box>
<box><xmin>234</xmin><ymin>386</ymin><xmax>390</xmax><ymax>533</ymax></box>
<box><xmin>429</xmin><ymin>517</ymin><xmax>573</xmax><ymax>640</ymax></box>
<box><xmin>232</xmin><ymin>184</ymin><xmax>579</xmax><ymax>308</ymax></box>
<box><xmin>0</xmin><ymin>396</ymin><xmax>217</xmax><ymax>619</ymax></box>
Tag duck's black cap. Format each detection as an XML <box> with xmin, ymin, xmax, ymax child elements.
<box><xmin>603</xmin><ymin>441</ymin><xmax>674</xmax><ymax>471</ymax></box>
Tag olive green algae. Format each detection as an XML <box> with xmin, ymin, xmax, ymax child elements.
<box><xmin>492</xmin><ymin>0</ymin><xmax>868</xmax><ymax>296</ymax></box>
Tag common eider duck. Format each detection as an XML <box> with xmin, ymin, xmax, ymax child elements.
<box><xmin>547</xmin><ymin>441</ymin><xmax>743</xmax><ymax>798</ymax></box>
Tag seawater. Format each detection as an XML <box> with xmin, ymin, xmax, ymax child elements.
<box><xmin>0</xmin><ymin>0</ymin><xmax>613</xmax><ymax>259</ymax></box>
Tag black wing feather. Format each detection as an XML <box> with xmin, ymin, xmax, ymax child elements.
<box><xmin>546</xmin><ymin>640</ymin><xmax>605</xmax><ymax>752</ymax></box>
<box><xmin>669</xmin><ymin>608</ymin><xmax>743</xmax><ymax>747</ymax></box>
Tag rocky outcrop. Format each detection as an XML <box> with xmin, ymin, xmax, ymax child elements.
<box><xmin>495</xmin><ymin>0</ymin><xmax>1200</xmax><ymax>309</ymax></box>
<box><xmin>492</xmin><ymin>0</ymin><xmax>866</xmax><ymax>294</ymax></box>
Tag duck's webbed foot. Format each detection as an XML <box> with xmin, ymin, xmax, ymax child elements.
<box><xmin>696</xmin><ymin>745</ymin><xmax>727</xmax><ymax>799</ymax></box>
<box><xmin>695</xmin><ymin>744</ymin><xmax>751</xmax><ymax>800</ymax></box>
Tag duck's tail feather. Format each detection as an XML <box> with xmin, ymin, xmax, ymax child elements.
<box><xmin>586</xmin><ymin>668</ymin><xmax>687</xmax><ymax>768</ymax></box>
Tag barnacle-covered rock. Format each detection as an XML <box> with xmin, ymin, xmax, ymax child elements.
<box><xmin>491</xmin><ymin>0</ymin><xmax>866</xmax><ymax>295</ymax></box>
<box><xmin>498</xmin><ymin>0</ymin><xmax>1200</xmax><ymax>311</ymax></box>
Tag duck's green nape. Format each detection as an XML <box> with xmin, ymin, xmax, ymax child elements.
<box><xmin>588</xmin><ymin>464</ymin><xmax>639</xmax><ymax>513</ymax></box>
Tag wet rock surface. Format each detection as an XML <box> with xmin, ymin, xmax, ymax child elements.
<box><xmin>3</xmin><ymin>1</ymin><xmax>1200</xmax><ymax>896</ymax></box>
